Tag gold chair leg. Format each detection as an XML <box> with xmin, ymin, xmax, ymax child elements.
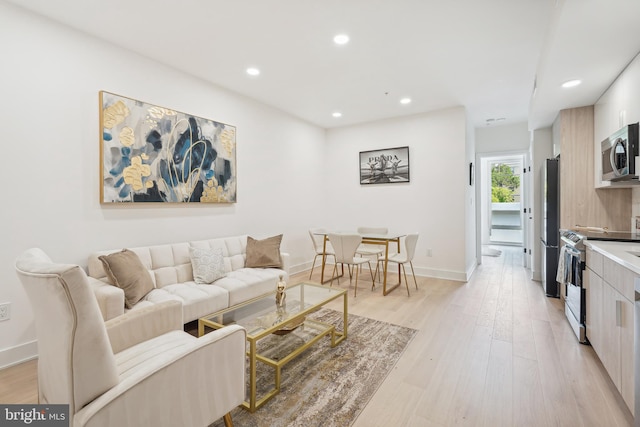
<box><xmin>223</xmin><ymin>412</ymin><xmax>234</xmax><ymax>427</ymax></box>
<box><xmin>409</xmin><ymin>261</ymin><xmax>418</xmax><ymax>289</ymax></box>
<box><xmin>371</xmin><ymin>263</ymin><xmax>377</xmax><ymax>290</ymax></box>
<box><xmin>354</xmin><ymin>265</ymin><xmax>359</xmax><ymax>297</ymax></box>
<box><xmin>374</xmin><ymin>258</ymin><xmax>385</xmax><ymax>283</ymax></box>
<box><xmin>367</xmin><ymin>261</ymin><xmax>375</xmax><ymax>289</ymax></box>
<box><xmin>401</xmin><ymin>263</ymin><xmax>410</xmax><ymax>296</ymax></box>
<box><xmin>309</xmin><ymin>254</ymin><xmax>319</xmax><ymax>279</ymax></box>
<box><xmin>329</xmin><ymin>263</ymin><xmax>339</xmax><ymax>287</ymax></box>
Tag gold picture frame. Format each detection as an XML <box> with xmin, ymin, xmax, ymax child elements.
<box><xmin>99</xmin><ymin>91</ymin><xmax>237</xmax><ymax>203</ymax></box>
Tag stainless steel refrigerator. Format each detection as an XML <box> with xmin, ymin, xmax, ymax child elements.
<box><xmin>540</xmin><ymin>157</ymin><xmax>560</xmax><ymax>297</ymax></box>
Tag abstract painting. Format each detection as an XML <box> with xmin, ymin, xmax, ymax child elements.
<box><xmin>100</xmin><ymin>91</ymin><xmax>237</xmax><ymax>203</ymax></box>
<box><xmin>359</xmin><ymin>146</ymin><xmax>410</xmax><ymax>184</ymax></box>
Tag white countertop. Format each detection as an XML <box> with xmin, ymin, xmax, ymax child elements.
<box><xmin>585</xmin><ymin>240</ymin><xmax>640</xmax><ymax>275</ymax></box>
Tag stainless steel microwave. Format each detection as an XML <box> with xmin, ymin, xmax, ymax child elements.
<box><xmin>601</xmin><ymin>123</ymin><xmax>639</xmax><ymax>181</ymax></box>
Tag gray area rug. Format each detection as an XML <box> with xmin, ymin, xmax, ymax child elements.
<box><xmin>210</xmin><ymin>308</ymin><xmax>417</xmax><ymax>427</ymax></box>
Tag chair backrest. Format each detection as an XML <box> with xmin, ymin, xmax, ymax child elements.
<box><xmin>328</xmin><ymin>233</ymin><xmax>362</xmax><ymax>264</ymax></box>
<box><xmin>309</xmin><ymin>228</ymin><xmax>335</xmax><ymax>255</ymax></box>
<box><xmin>357</xmin><ymin>226</ymin><xmax>388</xmax><ymax>235</ymax></box>
<box><xmin>15</xmin><ymin>248</ymin><xmax>119</xmax><ymax>418</ymax></box>
<box><xmin>404</xmin><ymin>233</ymin><xmax>419</xmax><ymax>261</ymax></box>
<box><xmin>309</xmin><ymin>228</ymin><xmax>325</xmax><ymax>253</ymax></box>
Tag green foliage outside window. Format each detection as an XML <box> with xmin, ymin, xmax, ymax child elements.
<box><xmin>492</xmin><ymin>186</ymin><xmax>514</xmax><ymax>203</ymax></box>
<box><xmin>491</xmin><ymin>164</ymin><xmax>520</xmax><ymax>203</ymax></box>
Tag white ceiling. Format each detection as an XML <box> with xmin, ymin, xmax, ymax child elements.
<box><xmin>6</xmin><ymin>0</ymin><xmax>640</xmax><ymax>130</ymax></box>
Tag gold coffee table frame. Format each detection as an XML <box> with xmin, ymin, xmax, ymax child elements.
<box><xmin>198</xmin><ymin>282</ymin><xmax>348</xmax><ymax>412</ymax></box>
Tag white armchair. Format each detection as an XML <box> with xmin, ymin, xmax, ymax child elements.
<box><xmin>15</xmin><ymin>248</ymin><xmax>246</xmax><ymax>427</ymax></box>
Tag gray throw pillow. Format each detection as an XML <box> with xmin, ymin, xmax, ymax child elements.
<box><xmin>189</xmin><ymin>246</ymin><xmax>226</xmax><ymax>284</ymax></box>
<box><xmin>245</xmin><ymin>234</ymin><xmax>283</xmax><ymax>268</ymax></box>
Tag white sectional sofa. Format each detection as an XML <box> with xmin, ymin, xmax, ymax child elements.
<box><xmin>86</xmin><ymin>235</ymin><xmax>290</xmax><ymax>323</ymax></box>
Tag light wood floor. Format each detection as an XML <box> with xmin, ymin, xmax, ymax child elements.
<box><xmin>1</xmin><ymin>246</ymin><xmax>633</xmax><ymax>426</ymax></box>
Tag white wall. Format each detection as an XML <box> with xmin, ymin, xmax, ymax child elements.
<box><xmin>465</xmin><ymin>118</ymin><xmax>477</xmax><ymax>277</ymax></box>
<box><xmin>0</xmin><ymin>3</ymin><xmax>327</xmax><ymax>367</ymax></box>
<box><xmin>0</xmin><ymin>2</ymin><xmax>479</xmax><ymax>368</ymax></box>
<box><xmin>476</xmin><ymin>122</ymin><xmax>531</xmax><ymax>153</ymax></box>
<box><xmin>480</xmin><ymin>156</ymin><xmax>492</xmax><ymax>245</ymax></box>
<box><xmin>324</xmin><ymin>108</ymin><xmax>472</xmax><ymax>280</ymax></box>
<box><xmin>594</xmin><ymin>51</ymin><xmax>640</xmax><ymax>223</ymax></box>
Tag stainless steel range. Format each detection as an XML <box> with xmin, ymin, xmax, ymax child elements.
<box><xmin>559</xmin><ymin>230</ymin><xmax>587</xmax><ymax>343</ymax></box>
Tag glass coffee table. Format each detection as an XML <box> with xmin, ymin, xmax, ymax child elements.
<box><xmin>198</xmin><ymin>282</ymin><xmax>348</xmax><ymax>412</ymax></box>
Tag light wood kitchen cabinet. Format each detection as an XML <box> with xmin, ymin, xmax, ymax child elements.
<box><xmin>585</xmin><ymin>267</ymin><xmax>603</xmax><ymax>357</ymax></box>
<box><xmin>585</xmin><ymin>248</ymin><xmax>635</xmax><ymax>415</ymax></box>
<box><xmin>555</xmin><ymin>106</ymin><xmax>631</xmax><ymax>231</ymax></box>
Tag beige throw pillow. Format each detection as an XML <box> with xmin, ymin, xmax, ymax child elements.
<box><xmin>189</xmin><ymin>246</ymin><xmax>226</xmax><ymax>284</ymax></box>
<box><xmin>245</xmin><ymin>234</ymin><xmax>283</xmax><ymax>268</ymax></box>
<box><xmin>99</xmin><ymin>249</ymin><xmax>154</xmax><ymax>309</ymax></box>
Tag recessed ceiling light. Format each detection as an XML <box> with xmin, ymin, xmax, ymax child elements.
<box><xmin>400</xmin><ymin>98</ymin><xmax>412</xmax><ymax>105</ymax></box>
<box><xmin>333</xmin><ymin>34</ymin><xmax>349</xmax><ymax>45</ymax></box>
<box><xmin>332</xmin><ymin>112</ymin><xmax>342</xmax><ymax>118</ymax></box>
<box><xmin>562</xmin><ymin>79</ymin><xmax>581</xmax><ymax>88</ymax></box>
<box><xmin>246</xmin><ymin>67</ymin><xmax>260</xmax><ymax>76</ymax></box>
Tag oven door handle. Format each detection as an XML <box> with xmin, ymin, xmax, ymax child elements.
<box><xmin>563</xmin><ymin>245</ymin><xmax>581</xmax><ymax>257</ymax></box>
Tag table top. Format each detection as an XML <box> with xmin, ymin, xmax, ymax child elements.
<box><xmin>313</xmin><ymin>230</ymin><xmax>405</xmax><ymax>240</ymax></box>
<box><xmin>199</xmin><ymin>282</ymin><xmax>345</xmax><ymax>338</ymax></box>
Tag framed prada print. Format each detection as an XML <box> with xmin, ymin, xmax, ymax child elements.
<box><xmin>359</xmin><ymin>146</ymin><xmax>410</xmax><ymax>185</ymax></box>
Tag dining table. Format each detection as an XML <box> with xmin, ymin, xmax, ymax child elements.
<box><xmin>314</xmin><ymin>230</ymin><xmax>406</xmax><ymax>296</ymax></box>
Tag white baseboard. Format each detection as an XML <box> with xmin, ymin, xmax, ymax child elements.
<box><xmin>292</xmin><ymin>261</ymin><xmax>468</xmax><ymax>283</ymax></box>
<box><xmin>465</xmin><ymin>261</ymin><xmax>478</xmax><ymax>281</ymax></box>
<box><xmin>413</xmin><ymin>266</ymin><xmax>468</xmax><ymax>282</ymax></box>
<box><xmin>531</xmin><ymin>269</ymin><xmax>542</xmax><ymax>281</ymax></box>
<box><xmin>289</xmin><ymin>261</ymin><xmax>311</xmax><ymax>275</ymax></box>
<box><xmin>0</xmin><ymin>340</ymin><xmax>37</xmax><ymax>370</ymax></box>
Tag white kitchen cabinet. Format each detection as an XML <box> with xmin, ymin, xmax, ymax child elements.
<box><xmin>585</xmin><ymin>267</ymin><xmax>603</xmax><ymax>357</ymax></box>
<box><xmin>620</xmin><ymin>293</ymin><xmax>634</xmax><ymax>411</ymax></box>
<box><xmin>585</xmin><ymin>249</ymin><xmax>635</xmax><ymax>415</ymax></box>
<box><xmin>601</xmin><ymin>283</ymin><xmax>622</xmax><ymax>390</ymax></box>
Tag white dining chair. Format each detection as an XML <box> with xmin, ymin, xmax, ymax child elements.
<box><xmin>356</xmin><ymin>226</ymin><xmax>388</xmax><ymax>278</ymax></box>
<box><xmin>308</xmin><ymin>228</ymin><xmax>336</xmax><ymax>279</ymax></box>
<box><xmin>378</xmin><ymin>233</ymin><xmax>419</xmax><ymax>296</ymax></box>
<box><xmin>328</xmin><ymin>232</ymin><xmax>375</xmax><ymax>297</ymax></box>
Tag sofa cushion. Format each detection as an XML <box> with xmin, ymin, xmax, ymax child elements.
<box><xmin>245</xmin><ymin>235</ymin><xmax>283</xmax><ymax>268</ymax></box>
<box><xmin>99</xmin><ymin>249</ymin><xmax>154</xmax><ymax>308</ymax></box>
<box><xmin>189</xmin><ymin>246</ymin><xmax>226</xmax><ymax>284</ymax></box>
<box><xmin>215</xmin><ymin>268</ymin><xmax>289</xmax><ymax>307</ymax></box>
<box><xmin>155</xmin><ymin>282</ymin><xmax>230</xmax><ymax>323</ymax></box>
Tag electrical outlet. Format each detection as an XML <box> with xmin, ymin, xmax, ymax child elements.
<box><xmin>0</xmin><ymin>302</ymin><xmax>10</xmax><ymax>321</ymax></box>
<box><xmin>426</xmin><ymin>248</ymin><xmax>432</xmax><ymax>257</ymax></box>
